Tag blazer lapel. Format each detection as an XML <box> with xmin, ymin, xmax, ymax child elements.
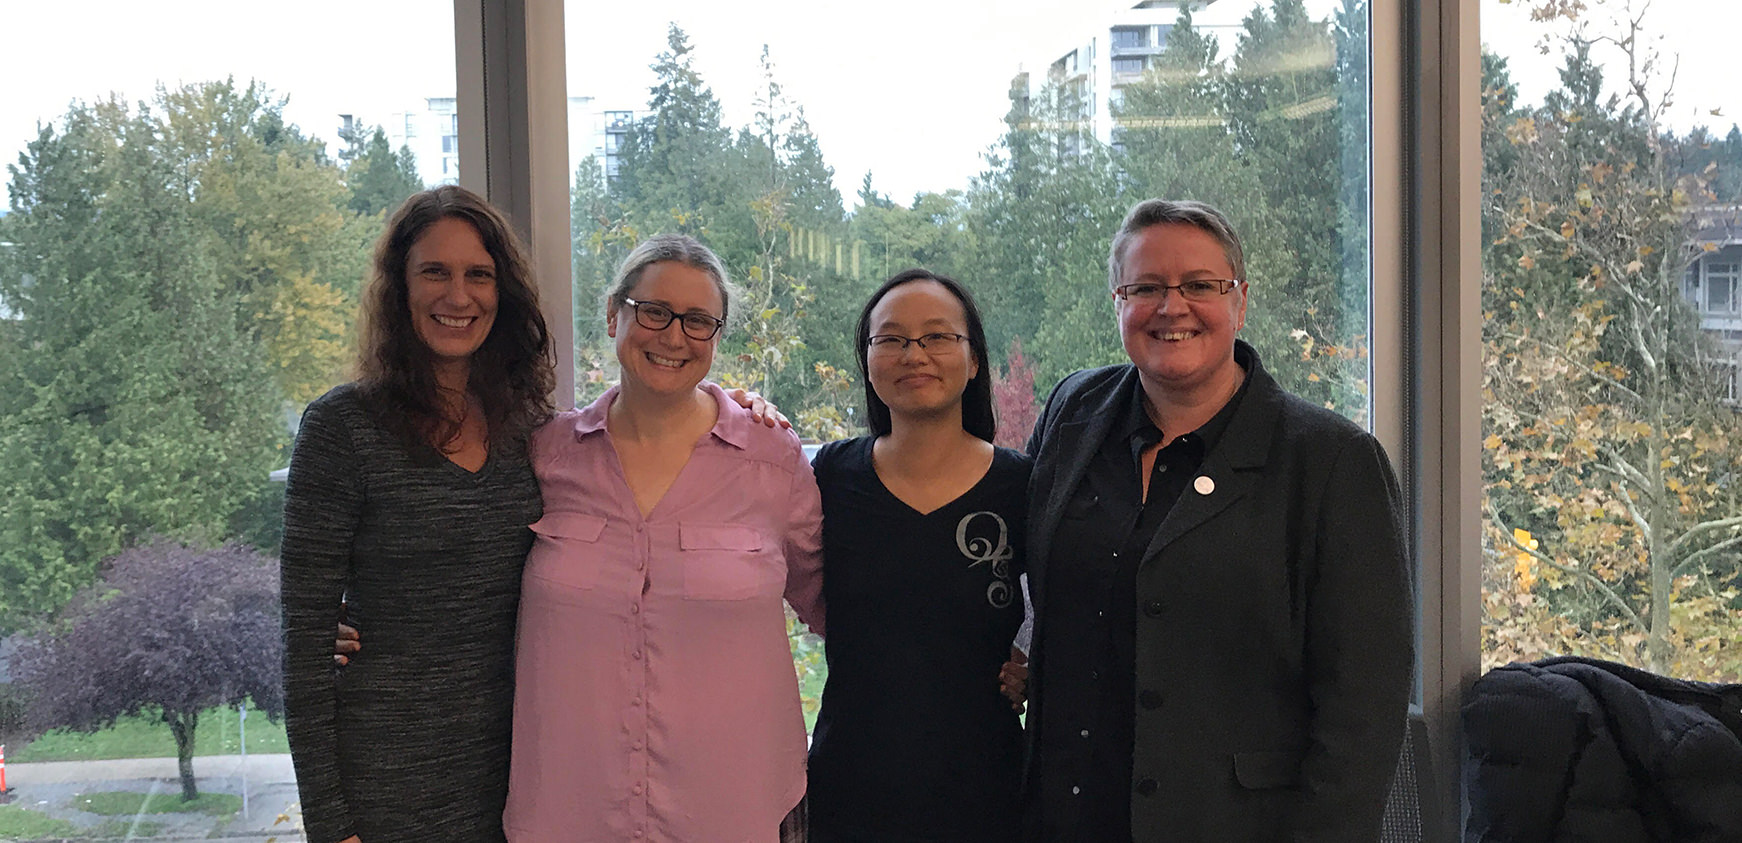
<box><xmin>1141</xmin><ymin>359</ymin><xmax>1284</xmax><ymax>564</ymax></box>
<box><xmin>1030</xmin><ymin>368</ymin><xmax>1135</xmax><ymax>603</ymax></box>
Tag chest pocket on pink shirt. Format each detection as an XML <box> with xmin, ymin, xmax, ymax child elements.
<box><xmin>679</xmin><ymin>522</ymin><xmax>780</xmax><ymax>600</ymax></box>
<box><xmin>526</xmin><ymin>511</ymin><xmax>609</xmax><ymax>593</ymax></box>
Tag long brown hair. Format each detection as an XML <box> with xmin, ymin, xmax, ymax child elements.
<box><xmin>356</xmin><ymin>185</ymin><xmax>554</xmax><ymax>453</ymax></box>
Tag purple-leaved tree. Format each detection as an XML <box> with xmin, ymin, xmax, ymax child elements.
<box><xmin>14</xmin><ymin>539</ymin><xmax>284</xmax><ymax>800</ymax></box>
<box><xmin>993</xmin><ymin>338</ymin><xmax>1041</xmax><ymax>450</ymax></box>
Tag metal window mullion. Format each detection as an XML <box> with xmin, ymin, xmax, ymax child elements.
<box><xmin>457</xmin><ymin>0</ymin><xmax>576</xmax><ymax>409</ymax></box>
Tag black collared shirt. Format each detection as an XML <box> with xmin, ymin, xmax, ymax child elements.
<box><xmin>1035</xmin><ymin>369</ymin><xmax>1248</xmax><ymax>842</ymax></box>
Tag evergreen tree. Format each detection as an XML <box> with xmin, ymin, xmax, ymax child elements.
<box><xmin>857</xmin><ymin>171</ymin><xmax>895</xmax><ymax>210</ymax></box>
<box><xmin>346</xmin><ymin>126</ymin><xmax>425</xmax><ymax>217</ymax></box>
<box><xmin>614</xmin><ymin>24</ymin><xmax>747</xmax><ymax>253</ymax></box>
<box><xmin>0</xmin><ymin>102</ymin><xmax>281</xmax><ymax>630</ymax></box>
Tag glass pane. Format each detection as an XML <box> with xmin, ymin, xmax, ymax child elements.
<box><xmin>1710</xmin><ymin>266</ymin><xmax>1735</xmax><ymax>313</ymax></box>
<box><xmin>1</xmin><ymin>2</ymin><xmax>454</xmax><ymax>839</ymax></box>
<box><xmin>1481</xmin><ymin>0</ymin><xmax>1742</xmax><ymax>682</ymax></box>
<box><xmin>563</xmin><ymin>0</ymin><xmax>1375</xmax><ymax>734</ymax></box>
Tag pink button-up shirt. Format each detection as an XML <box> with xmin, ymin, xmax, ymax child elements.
<box><xmin>504</xmin><ymin>383</ymin><xmax>825</xmax><ymax>843</ymax></box>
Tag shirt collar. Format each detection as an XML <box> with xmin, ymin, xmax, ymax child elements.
<box><xmin>569</xmin><ymin>382</ymin><xmax>752</xmax><ymax>451</ymax></box>
<box><xmin>1116</xmin><ymin>353</ymin><xmax>1253</xmax><ymax>454</ymax></box>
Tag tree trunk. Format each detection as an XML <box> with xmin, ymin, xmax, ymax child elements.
<box><xmin>164</xmin><ymin>709</ymin><xmax>200</xmax><ymax>801</ymax></box>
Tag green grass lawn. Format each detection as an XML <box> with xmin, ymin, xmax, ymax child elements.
<box><xmin>0</xmin><ymin>804</ymin><xmax>79</xmax><ymax>838</ymax></box>
<box><xmin>72</xmin><ymin>791</ymin><xmax>240</xmax><ymax>816</ymax></box>
<box><xmin>11</xmin><ymin>702</ymin><xmax>287</xmax><ymax>763</ymax></box>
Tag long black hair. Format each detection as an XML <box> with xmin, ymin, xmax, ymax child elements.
<box><xmin>854</xmin><ymin>268</ymin><xmax>996</xmax><ymax>442</ymax></box>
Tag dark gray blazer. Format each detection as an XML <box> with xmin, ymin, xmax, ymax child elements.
<box><xmin>1023</xmin><ymin>341</ymin><xmax>1413</xmax><ymax>842</ymax></box>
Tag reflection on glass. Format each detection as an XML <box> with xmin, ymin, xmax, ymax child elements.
<box><xmin>563</xmin><ymin>0</ymin><xmax>1376</xmax><ymax>737</ymax></box>
<box><xmin>1480</xmin><ymin>0</ymin><xmax>1742</xmax><ymax>683</ymax></box>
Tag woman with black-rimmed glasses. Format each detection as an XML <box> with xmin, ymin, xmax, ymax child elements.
<box><xmin>503</xmin><ymin>234</ymin><xmax>824</xmax><ymax>842</ymax></box>
<box><xmin>804</xmin><ymin>268</ymin><xmax>1030</xmax><ymax>843</ymax></box>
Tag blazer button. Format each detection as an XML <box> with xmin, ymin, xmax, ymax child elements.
<box><xmin>1139</xmin><ymin>690</ymin><xmax>1163</xmax><ymax>709</ymax></box>
<box><xmin>1143</xmin><ymin>600</ymin><xmax>1164</xmax><ymax>617</ymax></box>
<box><xmin>1136</xmin><ymin>777</ymin><xmax>1159</xmax><ymax>796</ymax></box>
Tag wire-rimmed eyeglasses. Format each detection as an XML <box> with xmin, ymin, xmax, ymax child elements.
<box><xmin>1114</xmin><ymin>279</ymin><xmax>1241</xmax><ymax>304</ymax></box>
<box><xmin>623</xmin><ymin>297</ymin><xmax>726</xmax><ymax>340</ymax></box>
<box><xmin>866</xmin><ymin>332</ymin><xmax>970</xmax><ymax>354</ymax></box>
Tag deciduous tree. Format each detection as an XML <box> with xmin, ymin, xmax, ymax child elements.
<box><xmin>1481</xmin><ymin>4</ymin><xmax>1742</xmax><ymax>679</ymax></box>
<box><xmin>13</xmin><ymin>539</ymin><xmax>284</xmax><ymax>800</ymax></box>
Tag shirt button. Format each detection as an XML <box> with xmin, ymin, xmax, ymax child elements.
<box><xmin>1157</xmin><ymin>464</ymin><xmax>1169</xmax><ymax>473</ymax></box>
<box><xmin>1089</xmin><ymin>670</ymin><xmax>1100</xmax><ymax>680</ymax></box>
<box><xmin>1136</xmin><ymin>777</ymin><xmax>1159</xmax><ymax>796</ymax></box>
<box><xmin>1071</xmin><ymin>786</ymin><xmax>1081</xmax><ymax>796</ymax></box>
<box><xmin>632</xmin><ymin>740</ymin><xmax>643</xmax><ymax>751</ymax></box>
<box><xmin>1144</xmin><ymin>600</ymin><xmax>1165</xmax><ymax>618</ymax></box>
<box><xmin>632</xmin><ymin>696</ymin><xmax>643</xmax><ymax>707</ymax></box>
<box><xmin>631</xmin><ymin>603</ymin><xmax>641</xmax><ymax>615</ymax></box>
<box><xmin>1139</xmin><ymin>689</ymin><xmax>1164</xmax><ymax>709</ymax></box>
<box><xmin>635</xmin><ymin>524</ymin><xmax>645</xmax><ymax>533</ymax></box>
<box><xmin>633</xmin><ymin>650</ymin><xmax>643</xmax><ymax>660</ymax></box>
<box><xmin>632</xmin><ymin>783</ymin><xmax>644</xmax><ymax>795</ymax></box>
<box><xmin>633</xmin><ymin>830</ymin><xmax>644</xmax><ymax>839</ymax></box>
<box><xmin>1080</xmin><ymin>729</ymin><xmax>1090</xmax><ymax>738</ymax></box>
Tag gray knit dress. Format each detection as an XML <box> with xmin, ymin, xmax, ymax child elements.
<box><xmin>281</xmin><ymin>384</ymin><xmax>542</xmax><ymax>843</ymax></box>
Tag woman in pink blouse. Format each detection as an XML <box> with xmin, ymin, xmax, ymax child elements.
<box><xmin>504</xmin><ymin>234</ymin><xmax>824</xmax><ymax>843</ymax></box>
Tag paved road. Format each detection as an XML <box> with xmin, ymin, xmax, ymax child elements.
<box><xmin>3</xmin><ymin>754</ymin><xmax>304</xmax><ymax>841</ymax></box>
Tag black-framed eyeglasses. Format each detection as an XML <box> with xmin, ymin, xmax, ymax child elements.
<box><xmin>1114</xmin><ymin>279</ymin><xmax>1241</xmax><ymax>303</ymax></box>
<box><xmin>623</xmin><ymin>297</ymin><xmax>726</xmax><ymax>340</ymax></box>
<box><xmin>866</xmin><ymin>332</ymin><xmax>970</xmax><ymax>354</ymax></box>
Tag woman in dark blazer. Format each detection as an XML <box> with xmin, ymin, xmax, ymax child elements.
<box><xmin>1020</xmin><ymin>199</ymin><xmax>1413</xmax><ymax>842</ymax></box>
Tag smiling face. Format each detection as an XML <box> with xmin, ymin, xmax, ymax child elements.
<box><xmin>1114</xmin><ymin>222</ymin><xmax>1248</xmax><ymax>397</ymax></box>
<box><xmin>865</xmin><ymin>279</ymin><xmax>980</xmax><ymax>426</ymax></box>
<box><xmin>405</xmin><ymin>216</ymin><xmax>499</xmax><ymax>380</ymax></box>
<box><xmin>608</xmin><ymin>260</ymin><xmax>725</xmax><ymax>398</ymax></box>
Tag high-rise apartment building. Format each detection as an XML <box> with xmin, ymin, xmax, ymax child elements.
<box><xmin>353</xmin><ymin>97</ymin><xmax>641</xmax><ymax>189</ymax></box>
<box><xmin>1018</xmin><ymin>0</ymin><xmax>1234</xmax><ymax>152</ymax></box>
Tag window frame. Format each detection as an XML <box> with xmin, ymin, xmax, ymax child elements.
<box><xmin>1705</xmin><ymin>261</ymin><xmax>1739</xmax><ymax>313</ymax></box>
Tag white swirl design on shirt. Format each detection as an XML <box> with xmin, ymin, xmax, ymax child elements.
<box><xmin>957</xmin><ymin>511</ymin><xmax>1014</xmax><ymax>609</ymax></box>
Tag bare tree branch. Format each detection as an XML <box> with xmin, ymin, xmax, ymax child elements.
<box><xmin>1493</xmin><ymin>330</ymin><xmax>1646</xmax><ymax>404</ymax></box>
<box><xmin>1672</xmin><ymin>533</ymin><xmax>1742</xmax><ymax>579</ymax></box>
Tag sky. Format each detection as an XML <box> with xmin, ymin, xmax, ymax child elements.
<box><xmin>4</xmin><ymin>0</ymin><xmax>1739</xmax><ymax>208</ymax></box>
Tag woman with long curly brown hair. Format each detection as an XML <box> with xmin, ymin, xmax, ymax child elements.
<box><xmin>281</xmin><ymin>185</ymin><xmax>554</xmax><ymax>843</ymax></box>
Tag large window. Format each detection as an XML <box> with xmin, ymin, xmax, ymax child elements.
<box><xmin>1480</xmin><ymin>0</ymin><xmax>1742</xmax><ymax>683</ymax></box>
<box><xmin>1706</xmin><ymin>262</ymin><xmax>1739</xmax><ymax>314</ymax></box>
<box><xmin>1</xmin><ymin>3</ymin><xmax>454</xmax><ymax>839</ymax></box>
<box><xmin>1112</xmin><ymin>25</ymin><xmax>1150</xmax><ymax>49</ymax></box>
<box><xmin>564</xmin><ymin>0</ymin><xmax>1377</xmax><ymax>727</ymax></box>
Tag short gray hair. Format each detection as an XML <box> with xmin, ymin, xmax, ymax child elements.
<box><xmin>607</xmin><ymin>234</ymin><xmax>734</xmax><ymax>324</ymax></box>
<box><xmin>1108</xmin><ymin>199</ymin><xmax>1246</xmax><ymax>290</ymax></box>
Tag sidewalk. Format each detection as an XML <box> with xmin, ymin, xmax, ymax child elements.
<box><xmin>4</xmin><ymin>754</ymin><xmax>304</xmax><ymax>841</ymax></box>
<box><xmin>8</xmin><ymin>753</ymin><xmax>294</xmax><ymax>784</ymax></box>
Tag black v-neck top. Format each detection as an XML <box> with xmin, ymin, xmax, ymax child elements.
<box><xmin>805</xmin><ymin>436</ymin><xmax>1029</xmax><ymax>842</ymax></box>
